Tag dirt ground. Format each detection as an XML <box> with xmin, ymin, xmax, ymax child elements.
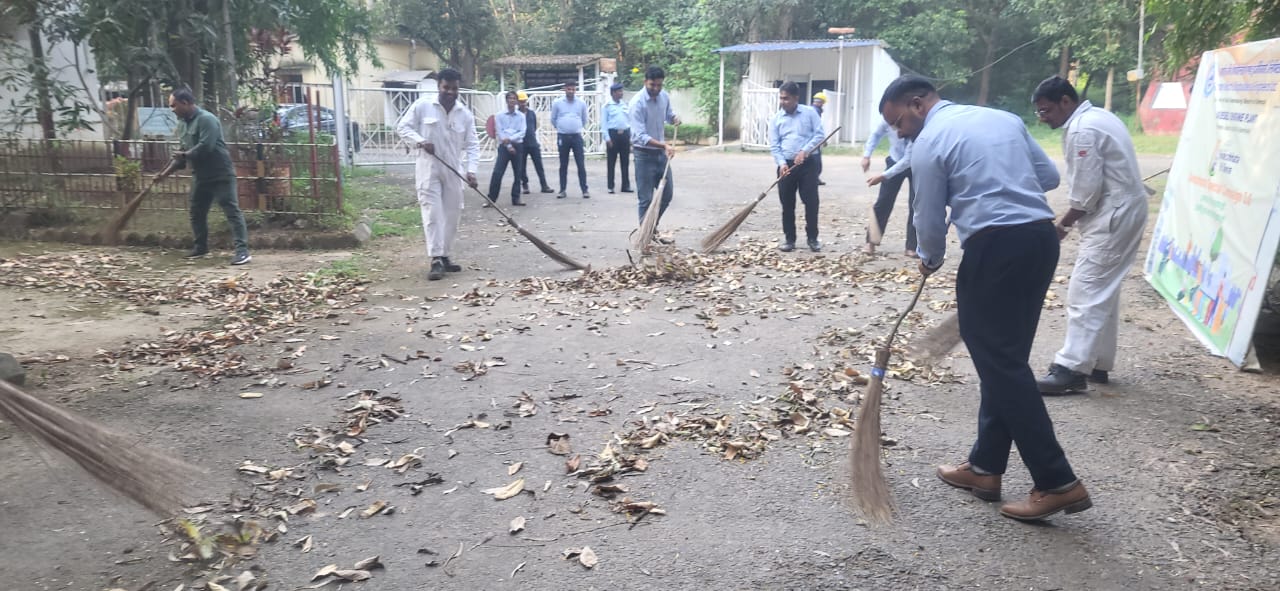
<box><xmin>2</xmin><ymin>148</ymin><xmax>1278</xmax><ymax>591</ymax></box>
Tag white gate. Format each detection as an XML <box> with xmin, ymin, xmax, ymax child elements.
<box><xmin>338</xmin><ymin>84</ymin><xmax>607</xmax><ymax>166</ymax></box>
<box><xmin>740</xmin><ymin>80</ymin><xmax>778</xmax><ymax>149</ymax></box>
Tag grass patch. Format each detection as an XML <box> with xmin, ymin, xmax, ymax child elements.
<box><xmin>313</xmin><ymin>254</ymin><xmax>375</xmax><ymax>281</ymax></box>
<box><xmin>342</xmin><ymin>166</ymin><xmax>421</xmax><ymax>239</ymax></box>
<box><xmin>372</xmin><ymin>207</ymin><xmax>421</xmax><ymax>238</ymax></box>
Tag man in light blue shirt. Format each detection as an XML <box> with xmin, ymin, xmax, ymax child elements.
<box><xmin>768</xmin><ymin>81</ymin><xmax>825</xmax><ymax>252</ymax></box>
<box><xmin>602</xmin><ymin>82</ymin><xmax>632</xmax><ymax>194</ymax></box>
<box><xmin>862</xmin><ymin>119</ymin><xmax>915</xmax><ymax>256</ymax></box>
<box><xmin>878</xmin><ymin>75</ymin><xmax>1091</xmax><ymax>523</ymax></box>
<box><xmin>487</xmin><ymin>90</ymin><xmax>527</xmax><ymax>206</ymax></box>
<box><xmin>550</xmin><ymin>80</ymin><xmax>590</xmax><ymax>198</ymax></box>
<box><xmin>630</xmin><ymin>66</ymin><xmax>680</xmax><ymax>231</ymax></box>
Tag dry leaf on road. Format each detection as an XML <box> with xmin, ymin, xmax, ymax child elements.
<box><xmin>546</xmin><ymin>432</ymin><xmax>572</xmax><ymax>455</ymax></box>
<box><xmin>509</xmin><ymin>516</ymin><xmax>526</xmax><ymax>533</ymax></box>
<box><xmin>481</xmin><ymin>478</ymin><xmax>525</xmax><ymax>500</ymax></box>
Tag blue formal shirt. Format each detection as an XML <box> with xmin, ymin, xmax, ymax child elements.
<box><xmin>550</xmin><ymin>97</ymin><xmax>587</xmax><ymax>135</ymax></box>
<box><xmin>630</xmin><ymin>89</ymin><xmax>675</xmax><ymax>151</ymax></box>
<box><xmin>912</xmin><ymin>100</ymin><xmax>1060</xmax><ymax>268</ymax></box>
<box><xmin>864</xmin><ymin>120</ymin><xmax>910</xmax><ymax>162</ymax></box>
<box><xmin>602</xmin><ymin>98</ymin><xmax>630</xmax><ymax>142</ymax></box>
<box><xmin>769</xmin><ymin>104</ymin><xmax>825</xmax><ymax>167</ymax></box>
<box><xmin>495</xmin><ymin>108</ymin><xmax>526</xmax><ymax>144</ymax></box>
<box><xmin>883</xmin><ymin>141</ymin><xmax>912</xmax><ymax>180</ymax></box>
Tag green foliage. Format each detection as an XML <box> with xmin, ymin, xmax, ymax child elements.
<box><xmin>0</xmin><ymin>35</ymin><xmax>97</xmax><ymax>138</ymax></box>
<box><xmin>667</xmin><ymin>123</ymin><xmax>711</xmax><ymax>145</ymax></box>
<box><xmin>378</xmin><ymin>0</ymin><xmax>497</xmax><ymax>82</ymax></box>
<box><xmin>1147</xmin><ymin>0</ymin><xmax>1280</xmax><ymax>77</ymax></box>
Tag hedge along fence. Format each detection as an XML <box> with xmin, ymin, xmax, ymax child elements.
<box><xmin>0</xmin><ymin>138</ymin><xmax>344</xmax><ymax>221</ymax></box>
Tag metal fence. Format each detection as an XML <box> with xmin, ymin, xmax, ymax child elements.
<box><xmin>285</xmin><ymin>82</ymin><xmax>608</xmax><ymax>168</ymax></box>
<box><xmin>0</xmin><ymin>138</ymin><xmax>343</xmax><ymax>218</ymax></box>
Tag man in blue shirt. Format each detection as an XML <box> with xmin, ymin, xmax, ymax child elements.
<box><xmin>487</xmin><ymin>91</ymin><xmax>526</xmax><ymax>206</ymax></box>
<box><xmin>551</xmin><ymin>80</ymin><xmax>590</xmax><ymax>199</ymax></box>
<box><xmin>517</xmin><ymin>92</ymin><xmax>554</xmax><ymax>195</ymax></box>
<box><xmin>878</xmin><ymin>76</ymin><xmax>1091</xmax><ymax>522</ymax></box>
<box><xmin>769</xmin><ymin>82</ymin><xmax>826</xmax><ymax>252</ymax></box>
<box><xmin>603</xmin><ymin>82</ymin><xmax>632</xmax><ymax>194</ymax></box>
<box><xmin>862</xmin><ymin>119</ymin><xmax>915</xmax><ymax>257</ymax></box>
<box><xmin>630</xmin><ymin>66</ymin><xmax>680</xmax><ymax>232</ymax></box>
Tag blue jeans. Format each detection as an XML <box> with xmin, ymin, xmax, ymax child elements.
<box><xmin>633</xmin><ymin>149</ymin><xmax>673</xmax><ymax>223</ymax></box>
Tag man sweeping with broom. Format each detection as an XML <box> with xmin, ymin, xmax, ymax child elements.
<box><xmin>879</xmin><ymin>76</ymin><xmax>1092</xmax><ymax>521</ymax></box>
<box><xmin>396</xmin><ymin>68</ymin><xmax>480</xmax><ymax>281</ymax></box>
<box><xmin>630</xmin><ymin>66</ymin><xmax>680</xmax><ymax>244</ymax></box>
<box><xmin>769</xmin><ymin>82</ymin><xmax>826</xmax><ymax>252</ymax></box>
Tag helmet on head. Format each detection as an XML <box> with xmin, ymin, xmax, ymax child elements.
<box><xmin>813</xmin><ymin>91</ymin><xmax>828</xmax><ymax>103</ymax></box>
<box><xmin>516</xmin><ymin>91</ymin><xmax>529</xmax><ymax>101</ymax></box>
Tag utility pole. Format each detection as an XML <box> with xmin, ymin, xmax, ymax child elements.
<box><xmin>827</xmin><ymin>27</ymin><xmax>855</xmax><ymax>145</ymax></box>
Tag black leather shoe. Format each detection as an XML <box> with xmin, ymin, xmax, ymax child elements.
<box><xmin>540</xmin><ymin>186</ymin><xmax>554</xmax><ymax>194</ymax></box>
<box><xmin>621</xmin><ymin>188</ymin><xmax>633</xmax><ymax>193</ymax></box>
<box><xmin>522</xmin><ymin>184</ymin><xmax>530</xmax><ymax>194</ymax></box>
<box><xmin>808</xmin><ymin>239</ymin><xmax>822</xmax><ymax>252</ymax></box>
<box><xmin>1089</xmin><ymin>369</ymin><xmax>1109</xmax><ymax>384</ymax></box>
<box><xmin>1038</xmin><ymin>363</ymin><xmax>1087</xmax><ymax>395</ymax></box>
<box><xmin>513</xmin><ymin>199</ymin><xmax>526</xmax><ymax>206</ymax></box>
<box><xmin>607</xmin><ymin>188</ymin><xmax>615</xmax><ymax>194</ymax></box>
<box><xmin>440</xmin><ymin>257</ymin><xmax>462</xmax><ymax>272</ymax></box>
<box><xmin>186</xmin><ymin>247</ymin><xmax>209</xmax><ymax>258</ymax></box>
<box><xmin>556</xmin><ymin>191</ymin><xmax>566</xmax><ymax>199</ymax></box>
<box><xmin>428</xmin><ymin>258</ymin><xmax>446</xmax><ymax>281</ymax></box>
<box><xmin>778</xmin><ymin>241</ymin><xmax>795</xmax><ymax>252</ymax></box>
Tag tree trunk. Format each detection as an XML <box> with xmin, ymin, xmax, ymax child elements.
<box><xmin>778</xmin><ymin>5</ymin><xmax>794</xmax><ymax>39</ymax></box>
<box><xmin>1058</xmin><ymin>45</ymin><xmax>1070</xmax><ymax>78</ymax></box>
<box><xmin>976</xmin><ymin>33</ymin><xmax>998</xmax><ymax>106</ymax></box>
<box><xmin>123</xmin><ymin>72</ymin><xmax>139</xmax><ymax>141</ymax></box>
<box><xmin>27</xmin><ymin>25</ymin><xmax>57</xmax><ymax>139</ymax></box>
<box><xmin>220</xmin><ymin>0</ymin><xmax>237</xmax><ymax>109</ymax></box>
<box><xmin>1104</xmin><ymin>66</ymin><xmax>1115</xmax><ymax>111</ymax></box>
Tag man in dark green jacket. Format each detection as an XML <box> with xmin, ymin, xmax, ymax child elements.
<box><xmin>165</xmin><ymin>89</ymin><xmax>251</xmax><ymax>265</ymax></box>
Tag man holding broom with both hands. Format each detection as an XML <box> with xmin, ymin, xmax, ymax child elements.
<box><xmin>878</xmin><ymin>75</ymin><xmax>1092</xmax><ymax>522</ymax></box>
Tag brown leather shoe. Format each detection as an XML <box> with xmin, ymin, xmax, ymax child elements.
<box><xmin>937</xmin><ymin>462</ymin><xmax>1002</xmax><ymax>501</ymax></box>
<box><xmin>999</xmin><ymin>481</ymin><xmax>1092</xmax><ymax>521</ymax></box>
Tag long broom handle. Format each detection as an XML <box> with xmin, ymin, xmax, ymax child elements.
<box><xmin>752</xmin><ymin>126</ymin><xmax>841</xmax><ymax>205</ymax></box>
<box><xmin>420</xmin><ymin>147</ymin><xmax>525</xmax><ymax>229</ymax></box>
<box><xmin>887</xmin><ymin>275</ymin><xmax>928</xmax><ymax>348</ymax></box>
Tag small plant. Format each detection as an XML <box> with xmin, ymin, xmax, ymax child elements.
<box><xmin>113</xmin><ymin>156</ymin><xmax>142</xmax><ymax>192</ymax></box>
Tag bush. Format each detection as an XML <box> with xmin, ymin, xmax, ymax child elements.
<box><xmin>665</xmin><ymin>123</ymin><xmax>710</xmax><ymax>145</ymax></box>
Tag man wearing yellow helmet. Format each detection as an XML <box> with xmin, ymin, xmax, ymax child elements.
<box><xmin>517</xmin><ymin>91</ymin><xmax>553</xmax><ymax>194</ymax></box>
<box><xmin>811</xmin><ymin>91</ymin><xmax>828</xmax><ymax>185</ymax></box>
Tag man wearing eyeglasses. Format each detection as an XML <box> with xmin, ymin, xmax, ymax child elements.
<box><xmin>1031</xmin><ymin>76</ymin><xmax>1148</xmax><ymax>395</ymax></box>
<box><xmin>879</xmin><ymin>75</ymin><xmax>1091</xmax><ymax>522</ymax></box>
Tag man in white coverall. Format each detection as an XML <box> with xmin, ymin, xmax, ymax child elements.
<box><xmin>396</xmin><ymin>68</ymin><xmax>480</xmax><ymax>281</ymax></box>
<box><xmin>1031</xmin><ymin>76</ymin><xmax>1148</xmax><ymax>394</ymax></box>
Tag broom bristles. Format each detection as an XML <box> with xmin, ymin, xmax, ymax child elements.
<box><xmin>850</xmin><ymin>356</ymin><xmax>893</xmax><ymax>523</ymax></box>
<box><xmin>699</xmin><ymin>193</ymin><xmax>767</xmax><ymax>253</ymax></box>
<box><xmin>633</xmin><ymin>179</ymin><xmax>666</xmax><ymax>253</ymax></box>
<box><xmin>0</xmin><ymin>380</ymin><xmax>195</xmax><ymax>516</ymax></box>
<box><xmin>912</xmin><ymin>312</ymin><xmax>962</xmax><ymax>366</ymax></box>
<box><xmin>103</xmin><ymin>160</ymin><xmax>177</xmax><ymax>246</ymax></box>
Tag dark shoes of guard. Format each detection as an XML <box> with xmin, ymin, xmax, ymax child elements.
<box><xmin>1038</xmin><ymin>363</ymin><xmax>1088</xmax><ymax>395</ymax></box>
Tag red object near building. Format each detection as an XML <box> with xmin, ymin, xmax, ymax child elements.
<box><xmin>1138</xmin><ymin>77</ymin><xmax>1192</xmax><ymax>135</ymax></box>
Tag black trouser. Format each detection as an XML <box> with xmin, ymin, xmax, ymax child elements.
<box><xmin>606</xmin><ymin>129</ymin><xmax>632</xmax><ymax>191</ymax></box>
<box><xmin>869</xmin><ymin>155</ymin><xmax>916</xmax><ymax>250</ymax></box>
<box><xmin>957</xmin><ymin>220</ymin><xmax>1077</xmax><ymax>490</ymax></box>
<box><xmin>520</xmin><ymin>143</ymin><xmax>548</xmax><ymax>189</ymax></box>
<box><xmin>777</xmin><ymin>159</ymin><xmax>819</xmax><ymax>242</ymax></box>
<box><xmin>557</xmin><ymin>133</ymin><xmax>587</xmax><ymax>192</ymax></box>
<box><xmin>812</xmin><ymin>150</ymin><xmax>823</xmax><ymax>179</ymax></box>
<box><xmin>487</xmin><ymin>143</ymin><xmax>524</xmax><ymax>202</ymax></box>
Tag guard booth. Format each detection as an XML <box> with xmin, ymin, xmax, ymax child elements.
<box><xmin>713</xmin><ymin>39</ymin><xmax>901</xmax><ymax>149</ymax></box>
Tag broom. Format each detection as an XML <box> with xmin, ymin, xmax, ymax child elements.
<box><xmin>425</xmin><ymin>150</ymin><xmax>588</xmax><ymax>271</ymax></box>
<box><xmin>632</xmin><ymin>126</ymin><xmax>678</xmax><ymax>254</ymax></box>
<box><xmin>0</xmin><ymin>380</ymin><xmax>194</xmax><ymax>516</ymax></box>
<box><xmin>101</xmin><ymin>158</ymin><xmax>179</xmax><ymax>246</ymax></box>
<box><xmin>850</xmin><ymin>274</ymin><xmax>928</xmax><ymax>523</ymax></box>
<box><xmin>699</xmin><ymin>127</ymin><xmax>840</xmax><ymax>253</ymax></box>
<box><xmin>909</xmin><ymin>168</ymin><xmax>1173</xmax><ymax>365</ymax></box>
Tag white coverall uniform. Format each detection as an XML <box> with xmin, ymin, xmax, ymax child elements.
<box><xmin>1054</xmin><ymin>100</ymin><xmax>1149</xmax><ymax>374</ymax></box>
<box><xmin>396</xmin><ymin>97</ymin><xmax>480</xmax><ymax>259</ymax></box>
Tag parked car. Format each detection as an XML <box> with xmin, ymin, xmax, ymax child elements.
<box><xmin>274</xmin><ymin>104</ymin><xmax>337</xmax><ymax>136</ymax></box>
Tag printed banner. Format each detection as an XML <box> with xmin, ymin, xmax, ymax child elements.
<box><xmin>1144</xmin><ymin>37</ymin><xmax>1280</xmax><ymax>366</ymax></box>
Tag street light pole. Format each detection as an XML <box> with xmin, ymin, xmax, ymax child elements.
<box><xmin>828</xmin><ymin>27</ymin><xmax>855</xmax><ymax>145</ymax></box>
